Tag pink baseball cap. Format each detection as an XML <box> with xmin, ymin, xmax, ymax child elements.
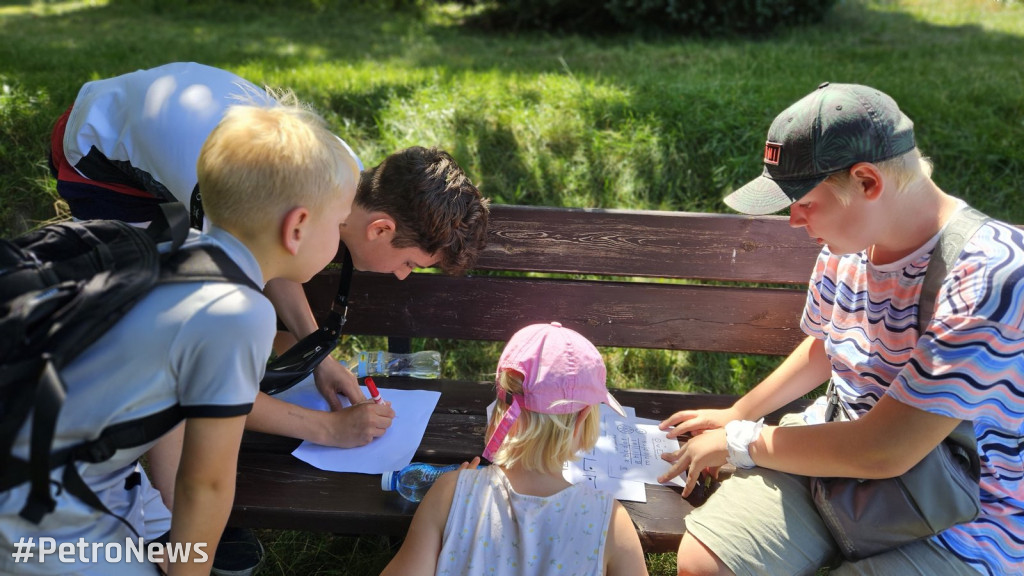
<box><xmin>483</xmin><ymin>322</ymin><xmax>625</xmax><ymax>461</ymax></box>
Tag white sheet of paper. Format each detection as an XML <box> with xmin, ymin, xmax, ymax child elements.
<box><xmin>562</xmin><ymin>406</ymin><xmax>684</xmax><ymax>502</ymax></box>
<box><xmin>275</xmin><ymin>373</ymin><xmax>440</xmax><ymax>474</ymax></box>
<box><xmin>603</xmin><ymin>420</ymin><xmax>685</xmax><ymax>486</ymax></box>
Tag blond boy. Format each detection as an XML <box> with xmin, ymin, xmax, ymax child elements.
<box><xmin>0</xmin><ymin>95</ymin><xmax>359</xmax><ymax>576</ymax></box>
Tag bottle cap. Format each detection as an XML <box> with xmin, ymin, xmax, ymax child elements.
<box><xmin>381</xmin><ymin>470</ymin><xmax>395</xmax><ymax>491</ymax></box>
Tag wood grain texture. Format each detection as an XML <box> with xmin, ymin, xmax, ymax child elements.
<box><xmin>477</xmin><ymin>205</ymin><xmax>820</xmax><ymax>283</ymax></box>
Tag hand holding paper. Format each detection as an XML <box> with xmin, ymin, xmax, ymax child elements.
<box><xmin>274</xmin><ymin>372</ymin><xmax>441</xmax><ymax>474</ymax></box>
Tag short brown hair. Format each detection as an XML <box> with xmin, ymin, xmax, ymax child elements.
<box><xmin>356</xmin><ymin>146</ymin><xmax>489</xmax><ymax>275</ymax></box>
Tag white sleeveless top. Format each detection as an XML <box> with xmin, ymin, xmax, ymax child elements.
<box><xmin>436</xmin><ymin>465</ymin><xmax>614</xmax><ymax>576</ymax></box>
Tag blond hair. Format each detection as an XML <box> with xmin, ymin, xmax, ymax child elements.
<box><xmin>485</xmin><ymin>370</ymin><xmax>601</xmax><ymax>475</ymax></box>
<box><xmin>197</xmin><ymin>89</ymin><xmax>360</xmax><ymax>237</ymax></box>
<box><xmin>825</xmin><ymin>148</ymin><xmax>934</xmax><ymax>206</ymax></box>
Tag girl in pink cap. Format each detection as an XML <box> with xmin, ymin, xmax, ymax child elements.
<box><xmin>382</xmin><ymin>322</ymin><xmax>647</xmax><ymax>576</ymax></box>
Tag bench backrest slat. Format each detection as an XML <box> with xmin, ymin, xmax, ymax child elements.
<box><xmin>308</xmin><ymin>206</ymin><xmax>820</xmax><ymax>357</ymax></box>
<box><xmin>475</xmin><ymin>205</ymin><xmax>820</xmax><ymax>284</ymax></box>
<box><xmin>305</xmin><ymin>273</ymin><xmax>807</xmax><ymax>355</ymax></box>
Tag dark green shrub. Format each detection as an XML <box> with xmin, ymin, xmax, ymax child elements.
<box><xmin>469</xmin><ymin>0</ymin><xmax>840</xmax><ymax>35</ymax></box>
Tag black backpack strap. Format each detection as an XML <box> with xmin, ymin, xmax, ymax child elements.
<box><xmin>51</xmin><ymin>406</ymin><xmax>184</xmax><ymax>539</ymax></box>
<box><xmin>58</xmin><ymin>404</ymin><xmax>183</xmax><ymax>539</ymax></box>
<box><xmin>146</xmin><ymin>202</ymin><xmax>190</xmax><ymax>252</ymax></box>
<box><xmin>11</xmin><ymin>235</ymin><xmax>254</xmax><ymax>528</ymax></box>
<box><xmin>9</xmin><ymin>402</ymin><xmax>185</xmax><ymax>531</ymax></box>
<box><xmin>60</xmin><ymin>463</ymin><xmax>140</xmax><ymax>538</ymax></box>
<box><xmin>160</xmin><ymin>244</ymin><xmax>261</xmax><ymax>293</ymax></box>
<box><xmin>19</xmin><ymin>357</ymin><xmax>64</xmax><ymax>524</ymax></box>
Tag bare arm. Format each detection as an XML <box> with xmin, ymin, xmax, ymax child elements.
<box><xmin>263</xmin><ymin>278</ymin><xmax>318</xmax><ymax>337</ymax></box>
<box><xmin>380</xmin><ymin>470</ymin><xmax>459</xmax><ymax>576</ymax></box>
<box><xmin>604</xmin><ymin>501</ymin><xmax>648</xmax><ymax>576</ymax></box>
<box><xmin>753</xmin><ymin>395</ymin><xmax>962</xmax><ymax>478</ymax></box>
<box><xmin>246</xmin><ymin>391</ymin><xmax>394</xmax><ymax>447</ymax></box>
<box><xmin>661</xmin><ymin>336</ymin><xmax>831</xmax><ymax>438</ymax></box>
<box><xmin>166</xmin><ymin>415</ymin><xmax>246</xmax><ymax>576</ymax></box>
<box><xmin>663</xmin><ymin>396</ymin><xmax>962</xmax><ymax>495</ymax></box>
<box><xmin>145</xmin><ymin>423</ymin><xmax>184</xmax><ymax>510</ymax></box>
<box><xmin>731</xmin><ymin>335</ymin><xmax>832</xmax><ymax>420</ymax></box>
<box><xmin>264</xmin><ymin>279</ymin><xmax>364</xmax><ymax>408</ymax></box>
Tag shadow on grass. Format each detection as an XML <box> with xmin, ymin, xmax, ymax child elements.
<box><xmin>2</xmin><ymin>1</ymin><xmax>1022</xmax><ymax>231</ymax></box>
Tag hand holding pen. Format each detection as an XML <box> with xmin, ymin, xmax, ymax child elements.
<box><xmin>365</xmin><ymin>377</ymin><xmax>386</xmax><ymax>405</ymax></box>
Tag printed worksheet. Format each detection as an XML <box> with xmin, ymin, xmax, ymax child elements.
<box><xmin>563</xmin><ymin>405</ymin><xmax>684</xmax><ymax>502</ymax></box>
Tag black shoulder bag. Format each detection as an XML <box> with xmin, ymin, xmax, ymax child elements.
<box><xmin>809</xmin><ymin>207</ymin><xmax>986</xmax><ymax>561</ymax></box>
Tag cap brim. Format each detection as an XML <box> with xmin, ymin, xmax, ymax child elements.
<box><xmin>605</xmin><ymin>391</ymin><xmax>626</xmax><ymax>417</ymax></box>
<box><xmin>724</xmin><ymin>172</ymin><xmax>826</xmax><ymax>215</ymax></box>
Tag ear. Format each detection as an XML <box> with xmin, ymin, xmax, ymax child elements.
<box><xmin>281</xmin><ymin>206</ymin><xmax>311</xmax><ymax>256</ymax></box>
<box><xmin>365</xmin><ymin>216</ymin><xmax>396</xmax><ymax>242</ymax></box>
<box><xmin>849</xmin><ymin>162</ymin><xmax>885</xmax><ymax>201</ymax></box>
<box><xmin>573</xmin><ymin>405</ymin><xmax>593</xmax><ymax>440</ymax></box>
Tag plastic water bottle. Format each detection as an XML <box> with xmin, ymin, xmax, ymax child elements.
<box><xmin>381</xmin><ymin>462</ymin><xmax>461</xmax><ymax>503</ymax></box>
<box><xmin>346</xmin><ymin>350</ymin><xmax>441</xmax><ymax>379</ymax></box>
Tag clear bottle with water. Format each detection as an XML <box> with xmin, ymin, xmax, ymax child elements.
<box><xmin>346</xmin><ymin>350</ymin><xmax>441</xmax><ymax>379</ymax></box>
<box><xmin>381</xmin><ymin>462</ymin><xmax>461</xmax><ymax>503</ymax></box>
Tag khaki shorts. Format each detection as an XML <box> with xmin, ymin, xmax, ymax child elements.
<box><xmin>683</xmin><ymin>415</ymin><xmax>978</xmax><ymax>576</ymax></box>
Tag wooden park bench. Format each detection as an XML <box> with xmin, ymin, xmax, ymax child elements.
<box><xmin>230</xmin><ymin>204</ymin><xmax>822</xmax><ymax>553</ymax></box>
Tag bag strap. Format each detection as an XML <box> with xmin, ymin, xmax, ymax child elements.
<box><xmin>918</xmin><ymin>206</ymin><xmax>988</xmax><ymax>464</ymax></box>
<box><xmin>146</xmin><ymin>202</ymin><xmax>190</xmax><ymax>252</ymax></box>
<box><xmin>160</xmin><ymin>244</ymin><xmax>261</xmax><ymax>293</ymax></box>
<box><xmin>917</xmin><ymin>206</ymin><xmax>990</xmax><ymax>330</ymax></box>
<box><xmin>329</xmin><ymin>250</ymin><xmax>354</xmax><ymax>333</ymax></box>
<box><xmin>14</xmin><ymin>227</ymin><xmax>258</xmax><ymax>527</ymax></box>
<box><xmin>258</xmin><ymin>251</ymin><xmax>354</xmax><ymax>396</ymax></box>
<box><xmin>19</xmin><ymin>358</ymin><xmax>64</xmax><ymax>523</ymax></box>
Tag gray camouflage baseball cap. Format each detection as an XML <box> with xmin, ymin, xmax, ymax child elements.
<box><xmin>724</xmin><ymin>82</ymin><xmax>916</xmax><ymax>215</ymax></box>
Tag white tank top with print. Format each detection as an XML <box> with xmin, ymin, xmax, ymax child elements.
<box><xmin>436</xmin><ymin>465</ymin><xmax>614</xmax><ymax>576</ymax></box>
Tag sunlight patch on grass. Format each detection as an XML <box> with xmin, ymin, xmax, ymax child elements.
<box><xmin>0</xmin><ymin>0</ymin><xmax>105</xmax><ymax>18</ymax></box>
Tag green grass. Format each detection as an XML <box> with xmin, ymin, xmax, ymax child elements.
<box><xmin>2</xmin><ymin>0</ymin><xmax>1023</xmax><ymax>574</ymax></box>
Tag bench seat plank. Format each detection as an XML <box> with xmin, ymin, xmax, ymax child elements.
<box><xmin>231</xmin><ymin>377</ymin><xmax>810</xmax><ymax>552</ymax></box>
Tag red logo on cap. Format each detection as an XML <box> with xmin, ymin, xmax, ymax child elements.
<box><xmin>764</xmin><ymin>142</ymin><xmax>781</xmax><ymax>165</ymax></box>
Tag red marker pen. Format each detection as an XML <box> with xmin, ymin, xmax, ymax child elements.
<box><xmin>365</xmin><ymin>377</ymin><xmax>384</xmax><ymax>405</ymax></box>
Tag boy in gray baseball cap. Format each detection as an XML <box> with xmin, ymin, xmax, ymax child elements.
<box><xmin>657</xmin><ymin>83</ymin><xmax>1023</xmax><ymax>576</ymax></box>
<box><xmin>724</xmin><ymin>82</ymin><xmax>916</xmax><ymax>215</ymax></box>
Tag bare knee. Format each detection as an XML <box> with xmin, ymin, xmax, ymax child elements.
<box><xmin>677</xmin><ymin>531</ymin><xmax>734</xmax><ymax>576</ymax></box>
